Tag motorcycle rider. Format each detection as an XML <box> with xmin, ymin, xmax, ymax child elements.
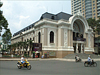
<box><xmin>75</xmin><ymin>55</ymin><xmax>80</xmax><ymax>61</ymax></box>
<box><xmin>21</xmin><ymin>55</ymin><xmax>25</xmax><ymax>67</ymax></box>
<box><xmin>87</xmin><ymin>55</ymin><xmax>92</xmax><ymax>65</ymax></box>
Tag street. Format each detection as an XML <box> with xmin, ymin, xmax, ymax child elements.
<box><xmin>0</xmin><ymin>60</ymin><xmax>100</xmax><ymax>75</ymax></box>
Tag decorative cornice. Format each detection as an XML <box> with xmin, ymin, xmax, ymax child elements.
<box><xmin>34</xmin><ymin>18</ymin><xmax>71</xmax><ymax>28</ymax></box>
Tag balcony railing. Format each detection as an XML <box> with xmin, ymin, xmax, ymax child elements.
<box><xmin>73</xmin><ymin>37</ymin><xmax>86</xmax><ymax>41</ymax></box>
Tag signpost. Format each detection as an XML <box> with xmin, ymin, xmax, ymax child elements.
<box><xmin>32</xmin><ymin>43</ymin><xmax>42</xmax><ymax>51</ymax></box>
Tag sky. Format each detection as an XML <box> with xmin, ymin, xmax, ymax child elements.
<box><xmin>1</xmin><ymin>0</ymin><xmax>71</xmax><ymax>36</ymax></box>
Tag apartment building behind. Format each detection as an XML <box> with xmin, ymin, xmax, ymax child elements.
<box><xmin>71</xmin><ymin>0</ymin><xmax>100</xmax><ymax>20</ymax></box>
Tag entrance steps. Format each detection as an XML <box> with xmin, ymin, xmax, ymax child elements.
<box><xmin>64</xmin><ymin>53</ymin><xmax>100</xmax><ymax>59</ymax></box>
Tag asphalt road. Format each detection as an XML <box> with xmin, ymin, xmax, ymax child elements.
<box><xmin>0</xmin><ymin>60</ymin><xmax>100</xmax><ymax>75</ymax></box>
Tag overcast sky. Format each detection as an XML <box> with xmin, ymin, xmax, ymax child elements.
<box><xmin>1</xmin><ymin>0</ymin><xmax>71</xmax><ymax>36</ymax></box>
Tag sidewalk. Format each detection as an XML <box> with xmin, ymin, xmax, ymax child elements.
<box><xmin>0</xmin><ymin>58</ymin><xmax>100</xmax><ymax>62</ymax></box>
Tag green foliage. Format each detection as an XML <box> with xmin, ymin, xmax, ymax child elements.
<box><xmin>1</xmin><ymin>48</ymin><xmax>6</xmax><ymax>51</ymax></box>
<box><xmin>96</xmin><ymin>17</ymin><xmax>100</xmax><ymax>33</ymax></box>
<box><xmin>0</xmin><ymin>1</ymin><xmax>12</xmax><ymax>46</ymax></box>
<box><xmin>24</xmin><ymin>53</ymin><xmax>27</xmax><ymax>56</ymax></box>
<box><xmin>0</xmin><ymin>2</ymin><xmax>8</xmax><ymax>31</ymax></box>
<box><xmin>87</xmin><ymin>18</ymin><xmax>97</xmax><ymax>32</ymax></box>
<box><xmin>2</xmin><ymin>55</ymin><xmax>11</xmax><ymax>58</ymax></box>
<box><xmin>27</xmin><ymin>40</ymin><xmax>32</xmax><ymax>49</ymax></box>
<box><xmin>11</xmin><ymin>40</ymin><xmax>33</xmax><ymax>55</ymax></box>
<box><xmin>23</xmin><ymin>41</ymin><xmax>28</xmax><ymax>51</ymax></box>
<box><xmin>2</xmin><ymin>29</ymin><xmax>12</xmax><ymax>44</ymax></box>
<box><xmin>0</xmin><ymin>2</ymin><xmax>3</xmax><ymax>7</ymax></box>
<box><xmin>87</xmin><ymin>18</ymin><xmax>100</xmax><ymax>34</ymax></box>
<box><xmin>7</xmin><ymin>45</ymin><xmax>11</xmax><ymax>51</ymax></box>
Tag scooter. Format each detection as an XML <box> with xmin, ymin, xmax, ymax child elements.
<box><xmin>75</xmin><ymin>56</ymin><xmax>81</xmax><ymax>62</ymax></box>
<box><xmin>84</xmin><ymin>60</ymin><xmax>97</xmax><ymax>67</ymax></box>
<box><xmin>75</xmin><ymin>58</ymin><xmax>81</xmax><ymax>62</ymax></box>
<box><xmin>17</xmin><ymin>59</ymin><xmax>31</xmax><ymax>70</ymax></box>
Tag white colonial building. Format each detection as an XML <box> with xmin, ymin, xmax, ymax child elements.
<box><xmin>11</xmin><ymin>12</ymin><xmax>94</xmax><ymax>58</ymax></box>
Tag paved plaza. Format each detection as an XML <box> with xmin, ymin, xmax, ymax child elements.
<box><xmin>0</xmin><ymin>60</ymin><xmax>100</xmax><ymax>75</ymax></box>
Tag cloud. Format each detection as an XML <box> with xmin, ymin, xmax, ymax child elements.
<box><xmin>1</xmin><ymin>0</ymin><xmax>71</xmax><ymax>36</ymax></box>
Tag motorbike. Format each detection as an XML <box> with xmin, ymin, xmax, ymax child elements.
<box><xmin>84</xmin><ymin>60</ymin><xmax>97</xmax><ymax>67</ymax></box>
<box><xmin>75</xmin><ymin>58</ymin><xmax>81</xmax><ymax>62</ymax></box>
<box><xmin>17</xmin><ymin>59</ymin><xmax>31</xmax><ymax>70</ymax></box>
<box><xmin>75</xmin><ymin>56</ymin><xmax>81</xmax><ymax>62</ymax></box>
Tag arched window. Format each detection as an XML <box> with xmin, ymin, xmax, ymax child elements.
<box><xmin>51</xmin><ymin>16</ymin><xmax>54</xmax><ymax>20</ymax></box>
<box><xmin>27</xmin><ymin>39</ymin><xmax>28</xmax><ymax>41</ymax></box>
<box><xmin>38</xmin><ymin>32</ymin><xmax>41</xmax><ymax>43</ymax></box>
<box><xmin>30</xmin><ymin>38</ymin><xmax>32</xmax><ymax>40</ymax></box>
<box><xmin>50</xmin><ymin>31</ymin><xmax>54</xmax><ymax>43</ymax></box>
<box><xmin>33</xmin><ymin>37</ymin><xmax>34</xmax><ymax>41</ymax></box>
<box><xmin>24</xmin><ymin>40</ymin><xmax>26</xmax><ymax>42</ymax></box>
<box><xmin>40</xmin><ymin>17</ymin><xmax>43</xmax><ymax>20</ymax></box>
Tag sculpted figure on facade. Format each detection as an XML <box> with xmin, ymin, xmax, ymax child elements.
<box><xmin>64</xmin><ymin>29</ymin><xmax>67</xmax><ymax>47</ymax></box>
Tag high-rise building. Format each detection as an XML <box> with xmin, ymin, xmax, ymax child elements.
<box><xmin>71</xmin><ymin>0</ymin><xmax>100</xmax><ymax>20</ymax></box>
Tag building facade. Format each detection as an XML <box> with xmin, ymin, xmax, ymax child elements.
<box><xmin>71</xmin><ymin>0</ymin><xmax>100</xmax><ymax>20</ymax></box>
<box><xmin>0</xmin><ymin>40</ymin><xmax>7</xmax><ymax>52</ymax></box>
<box><xmin>11</xmin><ymin>12</ymin><xmax>94</xmax><ymax>58</ymax></box>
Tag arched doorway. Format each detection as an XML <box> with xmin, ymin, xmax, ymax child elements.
<box><xmin>73</xmin><ymin>19</ymin><xmax>86</xmax><ymax>53</ymax></box>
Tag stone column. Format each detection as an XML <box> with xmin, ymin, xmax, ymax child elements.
<box><xmin>76</xmin><ymin>43</ymin><xmax>78</xmax><ymax>53</ymax></box>
<box><xmin>83</xmin><ymin>44</ymin><xmax>85</xmax><ymax>53</ymax></box>
<box><xmin>81</xmin><ymin>44</ymin><xmax>83</xmax><ymax>53</ymax></box>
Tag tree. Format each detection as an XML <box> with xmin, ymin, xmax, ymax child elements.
<box><xmin>87</xmin><ymin>18</ymin><xmax>97</xmax><ymax>32</ymax></box>
<box><xmin>11</xmin><ymin>43</ymin><xmax>16</xmax><ymax>54</ymax></box>
<box><xmin>27</xmin><ymin>40</ymin><xmax>33</xmax><ymax>51</ymax></box>
<box><xmin>7</xmin><ymin>45</ymin><xmax>11</xmax><ymax>53</ymax></box>
<box><xmin>0</xmin><ymin>1</ymin><xmax>12</xmax><ymax>46</ymax></box>
<box><xmin>23</xmin><ymin>41</ymin><xmax>28</xmax><ymax>51</ymax></box>
<box><xmin>87</xmin><ymin>18</ymin><xmax>100</xmax><ymax>38</ymax></box>
<box><xmin>96</xmin><ymin>17</ymin><xmax>100</xmax><ymax>34</ymax></box>
<box><xmin>87</xmin><ymin>18</ymin><xmax>100</xmax><ymax>54</ymax></box>
<box><xmin>0</xmin><ymin>2</ymin><xmax>8</xmax><ymax>34</ymax></box>
<box><xmin>2</xmin><ymin>29</ymin><xmax>12</xmax><ymax>45</ymax></box>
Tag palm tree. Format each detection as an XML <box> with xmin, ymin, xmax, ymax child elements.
<box><xmin>23</xmin><ymin>41</ymin><xmax>28</xmax><ymax>51</ymax></box>
<box><xmin>11</xmin><ymin>43</ymin><xmax>16</xmax><ymax>54</ymax></box>
<box><xmin>18</xmin><ymin>41</ymin><xmax>23</xmax><ymax>55</ymax></box>
<box><xmin>27</xmin><ymin>40</ymin><xmax>33</xmax><ymax>55</ymax></box>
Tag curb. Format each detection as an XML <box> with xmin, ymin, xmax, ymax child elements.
<box><xmin>0</xmin><ymin>58</ymin><xmax>100</xmax><ymax>62</ymax></box>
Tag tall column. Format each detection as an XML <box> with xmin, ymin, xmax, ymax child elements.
<box><xmin>76</xmin><ymin>43</ymin><xmax>78</xmax><ymax>53</ymax></box>
<box><xmin>83</xmin><ymin>44</ymin><xmax>85</xmax><ymax>53</ymax></box>
<box><xmin>81</xmin><ymin>44</ymin><xmax>83</xmax><ymax>53</ymax></box>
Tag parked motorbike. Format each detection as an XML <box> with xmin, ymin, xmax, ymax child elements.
<box><xmin>17</xmin><ymin>59</ymin><xmax>31</xmax><ymax>70</ymax></box>
<box><xmin>84</xmin><ymin>60</ymin><xmax>97</xmax><ymax>67</ymax></box>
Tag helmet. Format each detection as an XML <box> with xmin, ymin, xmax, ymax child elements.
<box><xmin>89</xmin><ymin>55</ymin><xmax>91</xmax><ymax>57</ymax></box>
